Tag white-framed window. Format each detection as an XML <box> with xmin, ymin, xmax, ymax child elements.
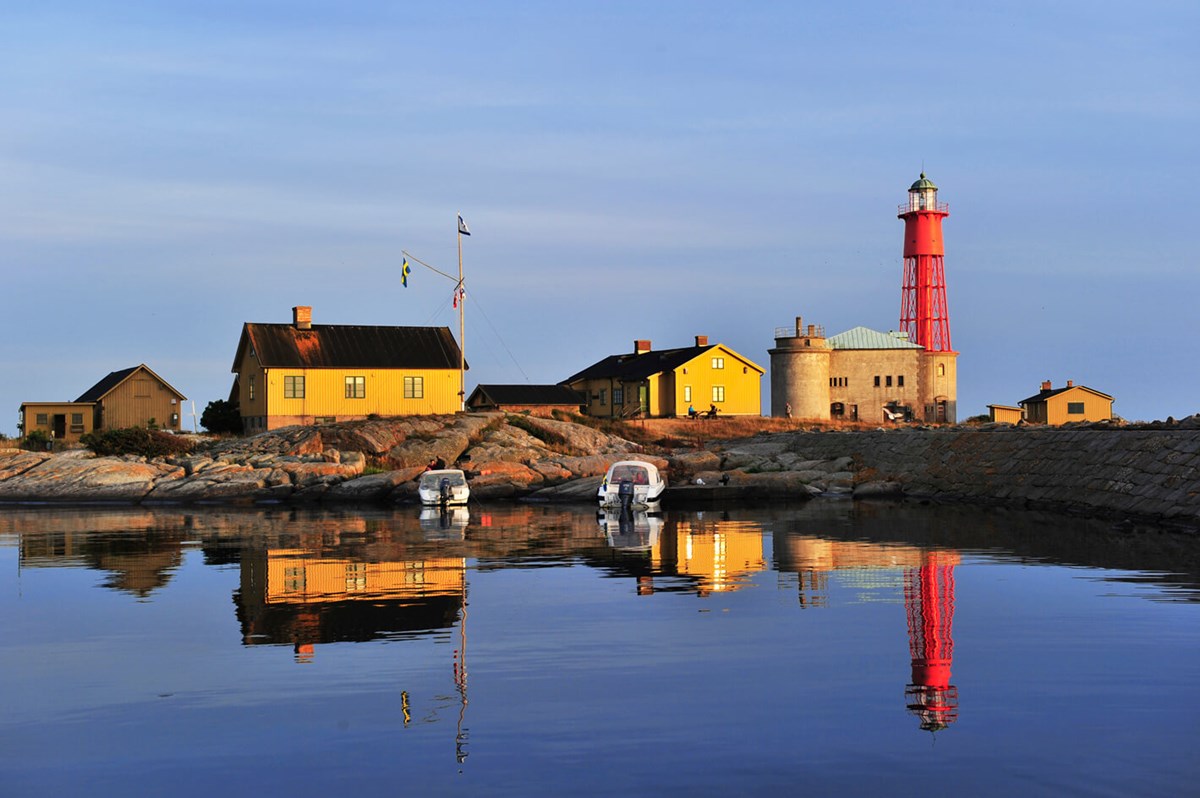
<box><xmin>284</xmin><ymin>375</ymin><xmax>305</xmax><ymax>399</ymax></box>
<box><xmin>345</xmin><ymin>376</ymin><xmax>365</xmax><ymax>399</ymax></box>
<box><xmin>249</xmin><ymin>375</ymin><xmax>256</xmax><ymax>400</ymax></box>
<box><xmin>712</xmin><ymin>385</ymin><xmax>725</xmax><ymax>402</ymax></box>
<box><xmin>599</xmin><ymin>389</ymin><xmax>607</xmax><ymax>406</ymax></box>
<box><xmin>613</xmin><ymin>387</ymin><xmax>624</xmax><ymax>405</ymax></box>
<box><xmin>684</xmin><ymin>385</ymin><xmax>692</xmax><ymax>402</ymax></box>
<box><xmin>711</xmin><ymin>357</ymin><xmax>725</xmax><ymax>370</ymax></box>
<box><xmin>404</xmin><ymin>376</ymin><xmax>424</xmax><ymax>399</ymax></box>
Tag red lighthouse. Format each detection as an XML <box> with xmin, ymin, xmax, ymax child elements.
<box><xmin>898</xmin><ymin>173</ymin><xmax>952</xmax><ymax>351</ymax></box>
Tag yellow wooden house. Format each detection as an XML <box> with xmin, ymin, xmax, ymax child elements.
<box><xmin>232</xmin><ymin>306</ymin><xmax>465</xmax><ymax>432</ymax></box>
<box><xmin>20</xmin><ymin>364</ymin><xmax>186</xmax><ymax>443</ymax></box>
<box><xmin>1018</xmin><ymin>380</ymin><xmax>1114</xmax><ymax>425</ymax></box>
<box><xmin>562</xmin><ymin>336</ymin><xmax>763</xmax><ymax>418</ymax></box>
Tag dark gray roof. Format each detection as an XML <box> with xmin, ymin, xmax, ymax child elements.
<box><xmin>562</xmin><ymin>345</ymin><xmax>717</xmax><ymax>384</ymax></box>
<box><xmin>75</xmin><ymin>364</ymin><xmax>185</xmax><ymax>403</ymax></box>
<box><xmin>468</xmin><ymin>384</ymin><xmax>584</xmax><ymax>407</ymax></box>
<box><xmin>236</xmin><ymin>323</ymin><xmax>464</xmax><ymax>371</ymax></box>
<box><xmin>75</xmin><ymin>366</ymin><xmax>140</xmax><ymax>402</ymax></box>
<box><xmin>1019</xmin><ymin>384</ymin><xmax>1113</xmax><ymax>405</ymax></box>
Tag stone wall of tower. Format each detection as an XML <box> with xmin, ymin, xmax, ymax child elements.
<box><xmin>827</xmin><ymin>349</ymin><xmax>923</xmax><ymax>423</ymax></box>
<box><xmin>918</xmin><ymin>352</ymin><xmax>958</xmax><ymax>423</ymax></box>
<box><xmin>769</xmin><ymin>321</ymin><xmax>831</xmax><ymax>420</ymax></box>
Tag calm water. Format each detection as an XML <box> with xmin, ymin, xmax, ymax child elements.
<box><xmin>0</xmin><ymin>500</ymin><xmax>1197</xmax><ymax>797</ymax></box>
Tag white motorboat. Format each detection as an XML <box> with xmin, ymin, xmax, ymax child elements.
<box><xmin>597</xmin><ymin>460</ymin><xmax>666</xmax><ymax>509</ymax></box>
<box><xmin>418</xmin><ymin>469</ymin><xmax>470</xmax><ymax>506</ymax></box>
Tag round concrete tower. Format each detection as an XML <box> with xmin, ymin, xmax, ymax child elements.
<box><xmin>769</xmin><ymin>317</ymin><xmax>831</xmax><ymax>420</ymax></box>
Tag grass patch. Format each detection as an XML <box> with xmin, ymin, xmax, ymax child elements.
<box><xmin>506</xmin><ymin>414</ymin><xmax>570</xmax><ymax>448</ymax></box>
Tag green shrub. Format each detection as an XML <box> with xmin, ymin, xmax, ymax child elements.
<box><xmin>23</xmin><ymin>430</ymin><xmax>52</xmax><ymax>452</ymax></box>
<box><xmin>201</xmin><ymin>399</ymin><xmax>243</xmax><ymax>434</ymax></box>
<box><xmin>81</xmin><ymin>428</ymin><xmax>195</xmax><ymax>458</ymax></box>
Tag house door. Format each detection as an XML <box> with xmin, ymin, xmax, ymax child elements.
<box><xmin>53</xmin><ymin>415</ymin><xmax>66</xmax><ymax>440</ymax></box>
<box><xmin>638</xmin><ymin>385</ymin><xmax>649</xmax><ymax>416</ymax></box>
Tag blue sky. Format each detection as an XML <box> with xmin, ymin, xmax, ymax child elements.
<box><xmin>3</xmin><ymin>1</ymin><xmax>1196</xmax><ymax>434</ymax></box>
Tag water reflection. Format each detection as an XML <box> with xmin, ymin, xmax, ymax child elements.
<box><xmin>904</xmin><ymin>552</ymin><xmax>958</xmax><ymax>731</ymax></box>
<box><xmin>3</xmin><ymin>501</ymin><xmax>1197</xmax><ymax>760</ymax></box>
<box><xmin>598</xmin><ymin>509</ymin><xmax>662</xmax><ymax>551</ymax></box>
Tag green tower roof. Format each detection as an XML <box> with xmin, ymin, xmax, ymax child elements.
<box><xmin>909</xmin><ymin>172</ymin><xmax>938</xmax><ymax>191</ymax></box>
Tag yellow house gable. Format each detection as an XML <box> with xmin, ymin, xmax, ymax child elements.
<box><xmin>564</xmin><ymin>337</ymin><xmax>763</xmax><ymax>419</ymax></box>
<box><xmin>672</xmin><ymin>345</ymin><xmax>763</xmax><ymax>417</ymax></box>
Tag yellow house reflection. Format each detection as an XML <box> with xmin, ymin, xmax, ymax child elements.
<box><xmin>237</xmin><ymin>543</ymin><xmax>467</xmax><ymax>657</ymax></box>
<box><xmin>263</xmin><ymin>549</ymin><xmax>465</xmax><ymax>605</ymax></box>
<box><xmin>611</xmin><ymin>515</ymin><xmax>768</xmax><ymax>596</ymax></box>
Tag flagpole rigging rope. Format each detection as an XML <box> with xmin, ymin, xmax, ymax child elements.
<box><xmin>401</xmin><ymin>250</ymin><xmax>459</xmax><ymax>284</ymax></box>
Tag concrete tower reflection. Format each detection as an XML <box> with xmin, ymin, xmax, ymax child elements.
<box><xmin>904</xmin><ymin>550</ymin><xmax>959</xmax><ymax>731</ymax></box>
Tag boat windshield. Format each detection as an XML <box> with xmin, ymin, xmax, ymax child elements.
<box><xmin>420</xmin><ymin>471</ymin><xmax>466</xmax><ymax>488</ymax></box>
<box><xmin>608</xmin><ymin>464</ymin><xmax>652</xmax><ymax>484</ymax></box>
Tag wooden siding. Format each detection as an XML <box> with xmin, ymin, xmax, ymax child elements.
<box><xmin>988</xmin><ymin>405</ymin><xmax>1023</xmax><ymax>424</ymax></box>
<box><xmin>1030</xmin><ymin>388</ymin><xmax>1113</xmax><ymax>425</ymax></box>
<box><xmin>572</xmin><ymin>344</ymin><xmax>763</xmax><ymax>418</ymax></box>
<box><xmin>19</xmin><ymin>402</ymin><xmax>96</xmax><ymax>442</ymax></box>
<box><xmin>98</xmin><ymin>370</ymin><xmax>184</xmax><ymax>430</ymax></box>
<box><xmin>671</xmin><ymin>346</ymin><xmax>762</xmax><ymax>416</ymax></box>
<box><xmin>248</xmin><ymin>367</ymin><xmax>461</xmax><ymax>430</ymax></box>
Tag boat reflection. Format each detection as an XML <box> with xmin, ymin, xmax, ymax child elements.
<box><xmin>7</xmin><ymin>501</ymin><xmax>1200</xmax><ymax>743</ymax></box>
<box><xmin>420</xmin><ymin>505</ymin><xmax>470</xmax><ymax>539</ymax></box>
<box><xmin>598</xmin><ymin>508</ymin><xmax>662</xmax><ymax>551</ymax></box>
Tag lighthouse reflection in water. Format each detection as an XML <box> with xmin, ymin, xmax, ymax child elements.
<box><xmin>4</xmin><ymin>502</ymin><xmax>1198</xmax><ymax>795</ymax></box>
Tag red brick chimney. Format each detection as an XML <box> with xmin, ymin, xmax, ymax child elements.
<box><xmin>695</xmin><ymin>335</ymin><xmax>709</xmax><ymax>347</ymax></box>
<box><xmin>1066</xmin><ymin>380</ymin><xmax>1074</xmax><ymax>388</ymax></box>
<box><xmin>634</xmin><ymin>339</ymin><xmax>652</xmax><ymax>354</ymax></box>
<box><xmin>293</xmin><ymin>305</ymin><xmax>312</xmax><ymax>330</ymax></box>
<box><xmin>1041</xmin><ymin>380</ymin><xmax>1052</xmax><ymax>391</ymax></box>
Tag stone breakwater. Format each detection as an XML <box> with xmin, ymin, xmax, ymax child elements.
<box><xmin>703</xmin><ymin>420</ymin><xmax>1200</xmax><ymax>528</ymax></box>
<box><xmin>0</xmin><ymin>413</ymin><xmax>1197</xmax><ymax>528</ymax></box>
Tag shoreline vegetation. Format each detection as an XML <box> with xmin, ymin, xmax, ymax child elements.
<box><xmin>1</xmin><ymin>413</ymin><xmax>1198</xmax><ymax>531</ymax></box>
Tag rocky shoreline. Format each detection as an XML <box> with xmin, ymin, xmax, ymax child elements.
<box><xmin>1</xmin><ymin>412</ymin><xmax>1198</xmax><ymax>530</ymax></box>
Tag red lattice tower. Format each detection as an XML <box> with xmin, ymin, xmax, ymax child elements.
<box><xmin>898</xmin><ymin>173</ymin><xmax>952</xmax><ymax>351</ymax></box>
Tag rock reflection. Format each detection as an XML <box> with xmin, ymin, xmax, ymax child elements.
<box><xmin>5</xmin><ymin>500</ymin><xmax>1199</xmax><ymax>745</ymax></box>
<box><xmin>16</xmin><ymin>512</ymin><xmax>193</xmax><ymax>598</ymax></box>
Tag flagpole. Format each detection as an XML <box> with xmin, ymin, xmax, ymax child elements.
<box><xmin>457</xmin><ymin>213</ymin><xmax>465</xmax><ymax>412</ymax></box>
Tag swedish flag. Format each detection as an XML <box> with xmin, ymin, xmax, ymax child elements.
<box><xmin>402</xmin><ymin>258</ymin><xmax>411</xmax><ymax>287</ymax></box>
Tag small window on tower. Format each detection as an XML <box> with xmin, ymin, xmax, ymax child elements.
<box><xmin>874</xmin><ymin>376</ymin><xmax>881</xmax><ymax>387</ymax></box>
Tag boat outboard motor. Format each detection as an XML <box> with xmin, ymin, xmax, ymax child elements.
<box><xmin>439</xmin><ymin>477</ymin><xmax>451</xmax><ymax>505</ymax></box>
<box><xmin>618</xmin><ymin>479</ymin><xmax>635</xmax><ymax>513</ymax></box>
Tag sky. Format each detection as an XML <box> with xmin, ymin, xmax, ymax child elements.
<box><xmin>3</xmin><ymin>1</ymin><xmax>1197</xmax><ymax>435</ymax></box>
